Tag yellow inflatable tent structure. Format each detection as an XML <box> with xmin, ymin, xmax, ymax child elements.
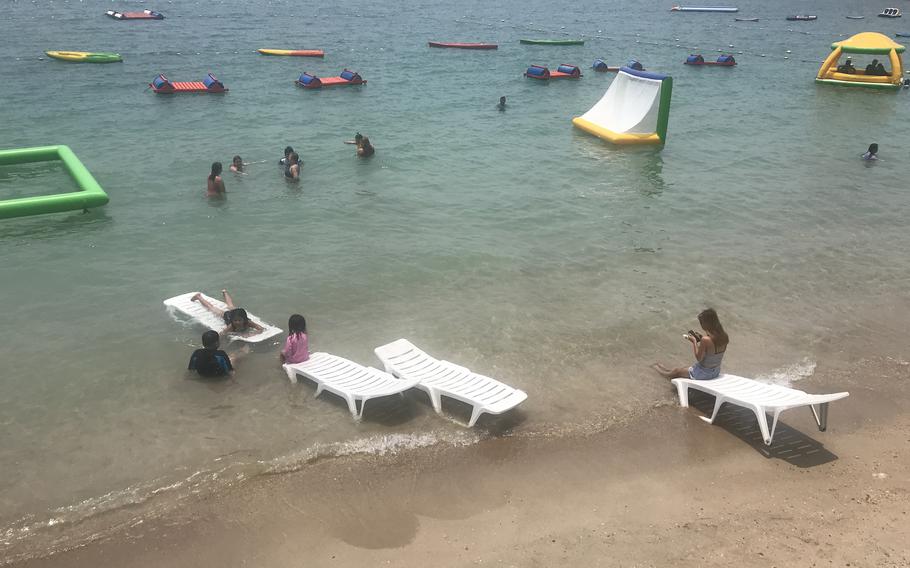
<box><xmin>816</xmin><ymin>32</ymin><xmax>904</xmax><ymax>90</ymax></box>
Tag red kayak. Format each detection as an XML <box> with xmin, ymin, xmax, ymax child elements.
<box><xmin>428</xmin><ymin>42</ymin><xmax>498</xmax><ymax>50</ymax></box>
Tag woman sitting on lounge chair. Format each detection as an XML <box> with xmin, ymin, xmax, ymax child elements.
<box><xmin>653</xmin><ymin>308</ymin><xmax>729</xmax><ymax>380</ymax></box>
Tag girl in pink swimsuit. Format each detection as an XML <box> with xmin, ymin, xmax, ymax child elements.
<box><xmin>281</xmin><ymin>314</ymin><xmax>309</xmax><ymax>364</ymax></box>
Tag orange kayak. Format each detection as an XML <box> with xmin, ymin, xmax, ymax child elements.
<box><xmin>257</xmin><ymin>49</ymin><xmax>325</xmax><ymax>57</ymax></box>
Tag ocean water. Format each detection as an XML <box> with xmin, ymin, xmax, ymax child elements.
<box><xmin>3</xmin><ymin>0</ymin><xmax>910</xmax><ymax>560</ymax></box>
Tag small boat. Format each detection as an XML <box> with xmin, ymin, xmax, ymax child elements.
<box><xmin>845</xmin><ymin>15</ymin><xmax>865</xmax><ymax>19</ymax></box>
<box><xmin>786</xmin><ymin>15</ymin><xmax>818</xmax><ymax>21</ymax></box>
<box><xmin>519</xmin><ymin>39</ymin><xmax>584</xmax><ymax>45</ymax></box>
<box><xmin>105</xmin><ymin>9</ymin><xmax>164</xmax><ymax>20</ymax></box>
<box><xmin>257</xmin><ymin>49</ymin><xmax>325</xmax><ymax>57</ymax></box>
<box><xmin>895</xmin><ymin>32</ymin><xmax>910</xmax><ymax>37</ymax></box>
<box><xmin>45</xmin><ymin>50</ymin><xmax>122</xmax><ymax>63</ymax></box>
<box><xmin>671</xmin><ymin>5</ymin><xmax>739</xmax><ymax>12</ymax></box>
<box><xmin>734</xmin><ymin>17</ymin><xmax>759</xmax><ymax>21</ymax></box>
<box><xmin>879</xmin><ymin>8</ymin><xmax>902</xmax><ymax>18</ymax></box>
<box><xmin>428</xmin><ymin>42</ymin><xmax>498</xmax><ymax>49</ymax></box>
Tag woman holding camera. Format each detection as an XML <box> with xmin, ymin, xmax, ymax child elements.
<box><xmin>653</xmin><ymin>308</ymin><xmax>729</xmax><ymax>380</ymax></box>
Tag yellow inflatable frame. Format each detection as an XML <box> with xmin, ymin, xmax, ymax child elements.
<box><xmin>816</xmin><ymin>32</ymin><xmax>904</xmax><ymax>90</ymax></box>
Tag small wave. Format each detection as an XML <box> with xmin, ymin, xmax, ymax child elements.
<box><xmin>755</xmin><ymin>358</ymin><xmax>817</xmax><ymax>386</ymax></box>
<box><xmin>264</xmin><ymin>430</ymin><xmax>482</xmax><ymax>474</ymax></box>
<box><xmin>0</xmin><ymin>430</ymin><xmax>484</xmax><ymax>563</ymax></box>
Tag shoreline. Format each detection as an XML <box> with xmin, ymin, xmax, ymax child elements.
<box><xmin>9</xmin><ymin>354</ymin><xmax>909</xmax><ymax>568</ymax></box>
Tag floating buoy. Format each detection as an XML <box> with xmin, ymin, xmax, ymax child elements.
<box><xmin>785</xmin><ymin>49</ymin><xmax>791</xmax><ymax>53</ymax></box>
<box><xmin>729</xmin><ymin>44</ymin><xmax>734</xmax><ymax>48</ymax></box>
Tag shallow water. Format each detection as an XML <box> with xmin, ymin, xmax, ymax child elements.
<box><xmin>3</xmin><ymin>0</ymin><xmax>910</xmax><ymax>560</ymax></box>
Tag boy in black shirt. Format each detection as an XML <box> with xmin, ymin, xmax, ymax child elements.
<box><xmin>188</xmin><ymin>330</ymin><xmax>235</xmax><ymax>378</ymax></box>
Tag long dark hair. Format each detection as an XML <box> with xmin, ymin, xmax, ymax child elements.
<box><xmin>209</xmin><ymin>162</ymin><xmax>222</xmax><ymax>181</ymax></box>
<box><xmin>229</xmin><ymin>308</ymin><xmax>250</xmax><ymax>329</ymax></box>
<box><xmin>698</xmin><ymin>308</ymin><xmax>728</xmax><ymax>347</ymax></box>
<box><xmin>288</xmin><ymin>314</ymin><xmax>307</xmax><ymax>336</ymax></box>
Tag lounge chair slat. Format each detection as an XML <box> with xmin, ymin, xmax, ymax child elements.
<box><xmin>375</xmin><ymin>339</ymin><xmax>527</xmax><ymax>427</ymax></box>
<box><xmin>283</xmin><ymin>353</ymin><xmax>420</xmax><ymax>419</ymax></box>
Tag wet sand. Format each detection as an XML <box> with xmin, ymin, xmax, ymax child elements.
<box><xmin>10</xmin><ymin>354</ymin><xmax>910</xmax><ymax>568</ymax></box>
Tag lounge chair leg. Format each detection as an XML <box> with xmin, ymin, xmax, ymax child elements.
<box><xmin>283</xmin><ymin>366</ymin><xmax>298</xmax><ymax>384</ymax></box>
<box><xmin>429</xmin><ymin>390</ymin><xmax>443</xmax><ymax>415</ymax></box>
<box><xmin>345</xmin><ymin>395</ymin><xmax>358</xmax><ymax>419</ymax></box>
<box><xmin>314</xmin><ymin>384</ymin><xmax>324</xmax><ymax>398</ymax></box>
<box><xmin>769</xmin><ymin>410</ymin><xmax>783</xmax><ymax>443</ymax></box>
<box><xmin>467</xmin><ymin>406</ymin><xmax>484</xmax><ymax>428</ymax></box>
<box><xmin>699</xmin><ymin>396</ymin><xmax>726</xmax><ymax>424</ymax></box>
<box><xmin>674</xmin><ymin>381</ymin><xmax>690</xmax><ymax>407</ymax></box>
<box><xmin>356</xmin><ymin>398</ymin><xmax>368</xmax><ymax>420</ymax></box>
<box><xmin>753</xmin><ymin>407</ymin><xmax>773</xmax><ymax>446</ymax></box>
<box><xmin>810</xmin><ymin>402</ymin><xmax>829</xmax><ymax>432</ymax></box>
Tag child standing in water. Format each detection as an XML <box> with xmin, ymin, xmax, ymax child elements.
<box><xmin>280</xmin><ymin>314</ymin><xmax>309</xmax><ymax>364</ymax></box>
<box><xmin>206</xmin><ymin>162</ymin><xmax>225</xmax><ymax>198</ymax></box>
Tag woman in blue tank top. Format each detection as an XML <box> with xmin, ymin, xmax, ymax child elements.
<box><xmin>653</xmin><ymin>308</ymin><xmax>729</xmax><ymax>380</ymax></box>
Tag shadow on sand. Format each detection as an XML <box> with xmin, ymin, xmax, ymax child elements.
<box><xmin>687</xmin><ymin>390</ymin><xmax>838</xmax><ymax>468</ymax></box>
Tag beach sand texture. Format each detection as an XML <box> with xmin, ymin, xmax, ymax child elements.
<box><xmin>10</xmin><ymin>353</ymin><xmax>910</xmax><ymax>567</ymax></box>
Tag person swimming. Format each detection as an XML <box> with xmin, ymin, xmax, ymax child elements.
<box><xmin>285</xmin><ymin>151</ymin><xmax>300</xmax><ymax>180</ymax></box>
<box><xmin>206</xmin><ymin>162</ymin><xmax>225</xmax><ymax>198</ymax></box>
<box><xmin>356</xmin><ymin>136</ymin><xmax>375</xmax><ymax>158</ymax></box>
<box><xmin>498</xmin><ymin>96</ymin><xmax>507</xmax><ymax>110</ymax></box>
<box><xmin>862</xmin><ymin>143</ymin><xmax>879</xmax><ymax>161</ymax></box>
<box><xmin>279</xmin><ymin>146</ymin><xmax>294</xmax><ymax>166</ymax></box>
<box><xmin>230</xmin><ymin>155</ymin><xmax>245</xmax><ymax>174</ymax></box>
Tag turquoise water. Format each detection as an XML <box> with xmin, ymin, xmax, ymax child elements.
<box><xmin>3</xmin><ymin>0</ymin><xmax>910</xmax><ymax>560</ymax></box>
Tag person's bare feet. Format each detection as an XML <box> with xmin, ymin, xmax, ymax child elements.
<box><xmin>191</xmin><ymin>293</ymin><xmax>202</xmax><ymax>302</ymax></box>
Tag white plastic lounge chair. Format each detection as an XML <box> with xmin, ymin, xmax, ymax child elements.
<box><xmin>163</xmin><ymin>292</ymin><xmax>283</xmax><ymax>343</ymax></box>
<box><xmin>671</xmin><ymin>374</ymin><xmax>849</xmax><ymax>445</ymax></box>
<box><xmin>374</xmin><ymin>339</ymin><xmax>528</xmax><ymax>427</ymax></box>
<box><xmin>283</xmin><ymin>352</ymin><xmax>422</xmax><ymax>419</ymax></box>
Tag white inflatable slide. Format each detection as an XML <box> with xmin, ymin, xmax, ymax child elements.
<box><xmin>572</xmin><ymin>66</ymin><xmax>673</xmax><ymax>145</ymax></box>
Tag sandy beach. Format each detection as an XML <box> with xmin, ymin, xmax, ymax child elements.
<box><xmin>10</xmin><ymin>350</ymin><xmax>909</xmax><ymax>568</ymax></box>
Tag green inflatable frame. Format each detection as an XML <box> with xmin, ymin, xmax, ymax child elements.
<box><xmin>0</xmin><ymin>145</ymin><xmax>109</xmax><ymax>220</ymax></box>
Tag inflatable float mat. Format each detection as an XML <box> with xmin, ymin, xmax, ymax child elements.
<box><xmin>163</xmin><ymin>292</ymin><xmax>283</xmax><ymax>344</ymax></box>
<box><xmin>551</xmin><ymin>64</ymin><xmax>582</xmax><ymax>78</ymax></box>
<box><xmin>106</xmin><ymin>10</ymin><xmax>164</xmax><ymax>20</ymax></box>
<box><xmin>786</xmin><ymin>15</ymin><xmax>817</xmax><ymax>20</ymax></box>
<box><xmin>296</xmin><ymin>69</ymin><xmax>366</xmax><ymax>88</ymax></box>
<box><xmin>257</xmin><ymin>48</ymin><xmax>325</xmax><ymax>57</ymax></box>
<box><xmin>524</xmin><ymin>64</ymin><xmax>550</xmax><ymax>79</ymax></box>
<box><xmin>520</xmin><ymin>39</ymin><xmax>585</xmax><ymax>45</ymax></box>
<box><xmin>685</xmin><ymin>54</ymin><xmax>736</xmax><ymax>66</ymax></box>
<box><xmin>46</xmin><ymin>51</ymin><xmax>122</xmax><ymax>63</ymax></box>
<box><xmin>735</xmin><ymin>17</ymin><xmax>759</xmax><ymax>21</ymax></box>
<box><xmin>150</xmin><ymin>73</ymin><xmax>227</xmax><ymax>93</ymax></box>
<box><xmin>428</xmin><ymin>42</ymin><xmax>498</xmax><ymax>49</ymax></box>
